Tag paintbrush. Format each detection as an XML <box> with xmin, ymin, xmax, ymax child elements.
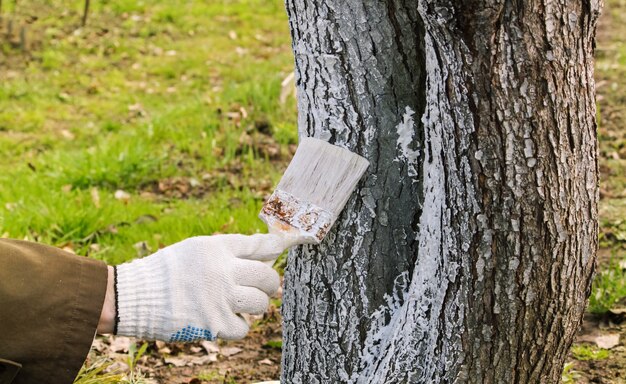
<box><xmin>259</xmin><ymin>137</ymin><xmax>369</xmax><ymax>244</ymax></box>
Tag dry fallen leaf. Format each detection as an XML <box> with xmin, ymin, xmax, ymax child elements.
<box><xmin>114</xmin><ymin>189</ymin><xmax>131</xmax><ymax>202</ymax></box>
<box><xmin>201</xmin><ymin>340</ymin><xmax>219</xmax><ymax>354</ymax></box>
<box><xmin>220</xmin><ymin>347</ymin><xmax>242</xmax><ymax>357</ymax></box>
<box><xmin>258</xmin><ymin>358</ymin><xmax>274</xmax><ymax>366</ymax></box>
<box><xmin>127</xmin><ymin>103</ymin><xmax>147</xmax><ymax>117</ymax></box>
<box><xmin>60</xmin><ymin>129</ymin><xmax>75</xmax><ymax>140</ymax></box>
<box><xmin>91</xmin><ymin>187</ymin><xmax>101</xmax><ymax>208</ymax></box>
<box><xmin>105</xmin><ymin>360</ymin><xmax>129</xmax><ymax>373</ymax></box>
<box><xmin>158</xmin><ymin>346</ymin><xmax>172</xmax><ymax>355</ymax></box>
<box><xmin>133</xmin><ymin>241</ymin><xmax>152</xmax><ymax>257</ymax></box>
<box><xmin>135</xmin><ymin>214</ymin><xmax>158</xmax><ymax>224</ymax></box>
<box><xmin>580</xmin><ymin>332</ymin><xmax>622</xmax><ymax>349</ymax></box>
<box><xmin>280</xmin><ymin>72</ymin><xmax>296</xmax><ymax>105</ymax></box>
<box><xmin>595</xmin><ymin>334</ymin><xmax>621</xmax><ymax>349</ymax></box>
<box><xmin>109</xmin><ymin>336</ymin><xmax>132</xmax><ymax>353</ymax></box>
<box><xmin>188</xmin><ymin>355</ymin><xmax>216</xmax><ymax>365</ymax></box>
<box><xmin>139</xmin><ymin>191</ymin><xmax>157</xmax><ymax>200</ymax></box>
<box><xmin>91</xmin><ymin>338</ymin><xmax>108</xmax><ymax>353</ymax></box>
<box><xmin>62</xmin><ymin>244</ymin><xmax>75</xmax><ymax>254</ymax></box>
<box><xmin>164</xmin><ymin>356</ymin><xmax>188</xmax><ymax>367</ymax></box>
<box><xmin>128</xmin><ymin>103</ymin><xmax>143</xmax><ymax>112</ymax></box>
<box><xmin>164</xmin><ymin>354</ymin><xmax>216</xmax><ymax>367</ymax></box>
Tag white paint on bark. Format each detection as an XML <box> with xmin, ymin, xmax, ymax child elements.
<box><xmin>356</xmin><ymin>28</ymin><xmax>475</xmax><ymax>382</ymax></box>
<box><xmin>395</xmin><ymin>106</ymin><xmax>419</xmax><ymax>178</ymax></box>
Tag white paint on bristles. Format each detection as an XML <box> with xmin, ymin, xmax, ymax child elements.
<box><xmin>277</xmin><ymin>137</ymin><xmax>369</xmax><ymax>214</ymax></box>
<box><xmin>260</xmin><ymin>189</ymin><xmax>335</xmax><ymax>244</ymax></box>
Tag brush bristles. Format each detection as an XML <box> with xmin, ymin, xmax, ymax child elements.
<box><xmin>276</xmin><ymin>137</ymin><xmax>369</xmax><ymax>217</ymax></box>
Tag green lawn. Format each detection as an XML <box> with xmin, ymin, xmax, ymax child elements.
<box><xmin>0</xmin><ymin>0</ymin><xmax>297</xmax><ymax>265</ymax></box>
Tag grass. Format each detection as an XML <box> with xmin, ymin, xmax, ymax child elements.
<box><xmin>196</xmin><ymin>371</ymin><xmax>236</xmax><ymax>384</ymax></box>
<box><xmin>73</xmin><ymin>359</ymin><xmax>124</xmax><ymax>384</ymax></box>
<box><xmin>561</xmin><ymin>362</ymin><xmax>582</xmax><ymax>384</ymax></box>
<box><xmin>121</xmin><ymin>342</ymin><xmax>151</xmax><ymax>384</ymax></box>
<box><xmin>588</xmin><ymin>260</ymin><xmax>626</xmax><ymax>314</ymax></box>
<box><xmin>571</xmin><ymin>345</ymin><xmax>611</xmax><ymax>361</ymax></box>
<box><xmin>0</xmin><ymin>0</ymin><xmax>297</xmax><ymax>264</ymax></box>
<box><xmin>74</xmin><ymin>342</ymin><xmax>150</xmax><ymax>384</ymax></box>
<box><xmin>263</xmin><ymin>339</ymin><xmax>283</xmax><ymax>350</ymax></box>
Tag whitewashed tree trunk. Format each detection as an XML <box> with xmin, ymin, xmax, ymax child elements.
<box><xmin>282</xmin><ymin>1</ymin><xmax>601</xmax><ymax>383</ymax></box>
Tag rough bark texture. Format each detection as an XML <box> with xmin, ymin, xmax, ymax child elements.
<box><xmin>282</xmin><ymin>1</ymin><xmax>601</xmax><ymax>383</ymax></box>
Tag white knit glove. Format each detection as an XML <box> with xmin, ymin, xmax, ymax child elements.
<box><xmin>114</xmin><ymin>234</ymin><xmax>288</xmax><ymax>342</ymax></box>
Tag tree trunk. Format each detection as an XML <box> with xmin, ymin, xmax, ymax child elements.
<box><xmin>282</xmin><ymin>1</ymin><xmax>601</xmax><ymax>383</ymax></box>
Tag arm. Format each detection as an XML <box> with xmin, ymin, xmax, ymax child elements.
<box><xmin>97</xmin><ymin>266</ymin><xmax>116</xmax><ymax>335</ymax></box>
<box><xmin>0</xmin><ymin>239</ymin><xmax>108</xmax><ymax>384</ymax></box>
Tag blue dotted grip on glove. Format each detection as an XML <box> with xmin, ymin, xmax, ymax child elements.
<box><xmin>169</xmin><ymin>325</ymin><xmax>214</xmax><ymax>342</ymax></box>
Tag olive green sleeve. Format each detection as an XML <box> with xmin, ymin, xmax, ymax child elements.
<box><xmin>0</xmin><ymin>239</ymin><xmax>108</xmax><ymax>384</ymax></box>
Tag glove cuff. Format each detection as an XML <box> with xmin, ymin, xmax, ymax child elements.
<box><xmin>115</xmin><ymin>253</ymin><xmax>171</xmax><ymax>340</ymax></box>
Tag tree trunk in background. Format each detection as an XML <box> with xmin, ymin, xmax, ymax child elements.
<box><xmin>282</xmin><ymin>1</ymin><xmax>601</xmax><ymax>383</ymax></box>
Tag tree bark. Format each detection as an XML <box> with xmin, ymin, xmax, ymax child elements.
<box><xmin>282</xmin><ymin>1</ymin><xmax>601</xmax><ymax>383</ymax></box>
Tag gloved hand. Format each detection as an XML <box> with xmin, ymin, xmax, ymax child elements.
<box><xmin>114</xmin><ymin>234</ymin><xmax>288</xmax><ymax>342</ymax></box>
